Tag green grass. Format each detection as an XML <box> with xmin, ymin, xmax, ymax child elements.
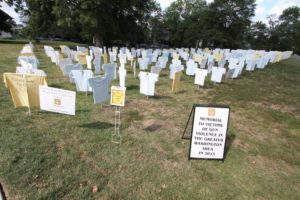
<box><xmin>0</xmin><ymin>40</ymin><xmax>299</xmax><ymax>200</ymax></box>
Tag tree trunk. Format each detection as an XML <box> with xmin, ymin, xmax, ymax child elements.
<box><xmin>93</xmin><ymin>32</ymin><xmax>103</xmax><ymax>47</ymax></box>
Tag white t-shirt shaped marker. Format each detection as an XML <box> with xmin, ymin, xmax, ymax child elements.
<box><xmin>172</xmin><ymin>59</ymin><xmax>181</xmax><ymax>65</ymax></box>
<box><xmin>63</xmin><ymin>64</ymin><xmax>82</xmax><ymax>76</ymax></box>
<box><xmin>58</xmin><ymin>58</ymin><xmax>72</xmax><ymax>71</ymax></box>
<box><xmin>211</xmin><ymin>67</ymin><xmax>226</xmax><ymax>83</ymax></box>
<box><xmin>158</xmin><ymin>56</ymin><xmax>168</xmax><ymax>69</ymax></box>
<box><xmin>186</xmin><ymin>60</ymin><xmax>198</xmax><ymax>76</ymax></box>
<box><xmin>119</xmin><ymin>53</ymin><xmax>127</xmax><ymax>68</ymax></box>
<box><xmin>16</xmin><ymin>67</ymin><xmax>47</xmax><ymax>77</ymax></box>
<box><xmin>88</xmin><ymin>75</ymin><xmax>109</xmax><ymax>104</ymax></box>
<box><xmin>138</xmin><ymin>58</ymin><xmax>149</xmax><ymax>70</ymax></box>
<box><xmin>194</xmin><ymin>68</ymin><xmax>208</xmax><ymax>86</ymax></box>
<box><xmin>109</xmin><ymin>51</ymin><xmax>117</xmax><ymax>62</ymax></box>
<box><xmin>138</xmin><ymin>72</ymin><xmax>159</xmax><ymax>96</ymax></box>
<box><xmin>207</xmin><ymin>55</ymin><xmax>215</xmax><ymax>67</ymax></box>
<box><xmin>198</xmin><ymin>58</ymin><xmax>206</xmax><ymax>69</ymax></box>
<box><xmin>93</xmin><ymin>56</ymin><xmax>101</xmax><ymax>74</ymax></box>
<box><xmin>151</xmin><ymin>65</ymin><xmax>162</xmax><ymax>75</ymax></box>
<box><xmin>86</xmin><ymin>55</ymin><xmax>93</xmax><ymax>69</ymax></box>
<box><xmin>246</xmin><ymin>58</ymin><xmax>256</xmax><ymax>72</ymax></box>
<box><xmin>226</xmin><ymin>68</ymin><xmax>236</xmax><ymax>79</ymax></box>
<box><xmin>170</xmin><ymin>64</ymin><xmax>184</xmax><ymax>80</ymax></box>
<box><xmin>218</xmin><ymin>58</ymin><xmax>226</xmax><ymax>68</ymax></box>
<box><xmin>103</xmin><ymin>63</ymin><xmax>117</xmax><ymax>81</ymax></box>
<box><xmin>119</xmin><ymin>67</ymin><xmax>127</xmax><ymax>88</ymax></box>
<box><xmin>70</xmin><ymin>70</ymin><xmax>93</xmax><ymax>92</ymax></box>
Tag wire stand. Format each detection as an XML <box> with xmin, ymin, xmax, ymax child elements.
<box><xmin>112</xmin><ymin>106</ymin><xmax>121</xmax><ymax>144</ymax></box>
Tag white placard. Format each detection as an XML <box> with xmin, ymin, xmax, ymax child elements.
<box><xmin>189</xmin><ymin>105</ymin><xmax>230</xmax><ymax>160</ymax></box>
<box><xmin>39</xmin><ymin>86</ymin><xmax>76</xmax><ymax>115</ymax></box>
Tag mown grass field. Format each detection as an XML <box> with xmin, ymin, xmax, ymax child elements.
<box><xmin>0</xmin><ymin>40</ymin><xmax>299</xmax><ymax>200</ymax></box>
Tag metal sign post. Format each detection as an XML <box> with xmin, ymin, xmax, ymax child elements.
<box><xmin>112</xmin><ymin>106</ymin><xmax>121</xmax><ymax>144</ymax></box>
<box><xmin>110</xmin><ymin>86</ymin><xmax>126</xmax><ymax>144</ymax></box>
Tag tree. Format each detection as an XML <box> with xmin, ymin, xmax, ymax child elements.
<box><xmin>265</xmin><ymin>14</ymin><xmax>280</xmax><ymax>50</ymax></box>
<box><xmin>247</xmin><ymin>21</ymin><xmax>268</xmax><ymax>49</ymax></box>
<box><xmin>23</xmin><ymin>0</ymin><xmax>58</xmax><ymax>39</ymax></box>
<box><xmin>277</xmin><ymin>6</ymin><xmax>300</xmax><ymax>53</ymax></box>
<box><xmin>1</xmin><ymin>0</ymin><xmax>60</xmax><ymax>39</ymax></box>
<box><xmin>279</xmin><ymin>6</ymin><xmax>300</xmax><ymax>23</ymax></box>
<box><xmin>148</xmin><ymin>9</ymin><xmax>169</xmax><ymax>44</ymax></box>
<box><xmin>264</xmin><ymin>7</ymin><xmax>300</xmax><ymax>53</ymax></box>
<box><xmin>163</xmin><ymin>0</ymin><xmax>207</xmax><ymax>47</ymax></box>
<box><xmin>181</xmin><ymin>0</ymin><xmax>208</xmax><ymax>47</ymax></box>
<box><xmin>6</xmin><ymin>0</ymin><xmax>158</xmax><ymax>46</ymax></box>
<box><xmin>203</xmin><ymin>0</ymin><xmax>256</xmax><ymax>48</ymax></box>
<box><xmin>52</xmin><ymin>0</ymin><xmax>158</xmax><ymax>46</ymax></box>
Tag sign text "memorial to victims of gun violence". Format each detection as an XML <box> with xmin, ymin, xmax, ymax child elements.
<box><xmin>189</xmin><ymin>105</ymin><xmax>230</xmax><ymax>160</ymax></box>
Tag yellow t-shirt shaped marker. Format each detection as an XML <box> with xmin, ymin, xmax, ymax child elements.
<box><xmin>3</xmin><ymin>73</ymin><xmax>48</xmax><ymax>108</ymax></box>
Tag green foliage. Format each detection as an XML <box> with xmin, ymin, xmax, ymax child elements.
<box><xmin>277</xmin><ymin>6</ymin><xmax>300</xmax><ymax>53</ymax></box>
<box><xmin>148</xmin><ymin>10</ymin><xmax>167</xmax><ymax>44</ymax></box>
<box><xmin>204</xmin><ymin>0</ymin><xmax>256</xmax><ymax>48</ymax></box>
<box><xmin>163</xmin><ymin>0</ymin><xmax>207</xmax><ymax>47</ymax></box>
<box><xmin>4</xmin><ymin>0</ymin><xmax>300</xmax><ymax>51</ymax></box>
<box><xmin>162</xmin><ymin>0</ymin><xmax>256</xmax><ymax>48</ymax></box>
<box><xmin>7</xmin><ymin>0</ymin><xmax>159</xmax><ymax>46</ymax></box>
<box><xmin>52</xmin><ymin>0</ymin><xmax>160</xmax><ymax>46</ymax></box>
<box><xmin>256</xmin><ymin>7</ymin><xmax>300</xmax><ymax>53</ymax></box>
<box><xmin>1</xmin><ymin>39</ymin><xmax>300</xmax><ymax>200</ymax></box>
<box><xmin>247</xmin><ymin>21</ymin><xmax>269</xmax><ymax>50</ymax></box>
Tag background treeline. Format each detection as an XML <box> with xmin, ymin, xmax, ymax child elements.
<box><xmin>1</xmin><ymin>0</ymin><xmax>300</xmax><ymax>53</ymax></box>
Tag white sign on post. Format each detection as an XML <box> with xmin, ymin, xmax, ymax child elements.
<box><xmin>189</xmin><ymin>105</ymin><xmax>230</xmax><ymax>160</ymax></box>
<box><xmin>39</xmin><ymin>86</ymin><xmax>76</xmax><ymax>115</ymax></box>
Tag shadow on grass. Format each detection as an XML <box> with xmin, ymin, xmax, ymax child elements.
<box><xmin>48</xmin><ymin>84</ymin><xmax>65</xmax><ymax>88</ymax></box>
<box><xmin>127</xmin><ymin>84</ymin><xmax>139</xmax><ymax>90</ymax></box>
<box><xmin>224</xmin><ymin>134</ymin><xmax>236</xmax><ymax>160</ymax></box>
<box><xmin>205</xmin><ymin>81</ymin><xmax>223</xmax><ymax>89</ymax></box>
<box><xmin>193</xmin><ymin>85</ymin><xmax>208</xmax><ymax>91</ymax></box>
<box><xmin>79</xmin><ymin>121</ymin><xmax>114</xmax><ymax>129</ymax></box>
<box><xmin>76</xmin><ymin>109</ymin><xmax>91</xmax><ymax>113</ymax></box>
<box><xmin>176</xmin><ymin>90</ymin><xmax>186</xmax><ymax>94</ymax></box>
<box><xmin>144</xmin><ymin>124</ymin><xmax>162</xmax><ymax>132</ymax></box>
<box><xmin>151</xmin><ymin>95</ymin><xmax>173</xmax><ymax>100</ymax></box>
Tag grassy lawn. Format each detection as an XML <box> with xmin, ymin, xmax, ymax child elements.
<box><xmin>0</xmin><ymin>40</ymin><xmax>299</xmax><ymax>200</ymax></box>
